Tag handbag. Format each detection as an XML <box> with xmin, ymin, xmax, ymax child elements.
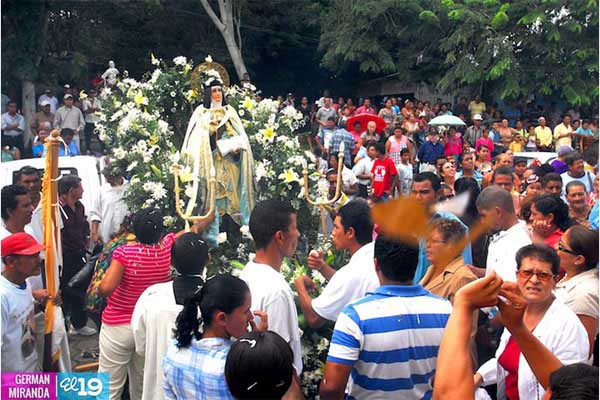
<box><xmin>66</xmin><ymin>243</ymin><xmax>103</xmax><ymax>296</ymax></box>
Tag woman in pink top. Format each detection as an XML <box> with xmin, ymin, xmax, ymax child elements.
<box><xmin>475</xmin><ymin>127</ymin><xmax>494</xmax><ymax>153</ymax></box>
<box><xmin>444</xmin><ymin>127</ymin><xmax>462</xmax><ymax>161</ymax></box>
<box><xmin>385</xmin><ymin>126</ymin><xmax>411</xmax><ymax>166</ymax></box>
<box><xmin>98</xmin><ymin>207</ymin><xmax>210</xmax><ymax>400</ymax></box>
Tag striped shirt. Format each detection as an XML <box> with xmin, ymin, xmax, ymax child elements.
<box><xmin>327</xmin><ymin>285</ymin><xmax>452</xmax><ymax>400</ymax></box>
<box><xmin>102</xmin><ymin>233</ymin><xmax>175</xmax><ymax>325</ymax></box>
<box><xmin>162</xmin><ymin>337</ymin><xmax>234</xmax><ymax>400</ymax></box>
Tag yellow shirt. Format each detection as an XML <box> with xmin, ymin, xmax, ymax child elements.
<box><xmin>534</xmin><ymin>126</ymin><xmax>553</xmax><ymax>147</ymax></box>
<box><xmin>553</xmin><ymin>123</ymin><xmax>573</xmax><ymax>148</ymax></box>
<box><xmin>468</xmin><ymin>101</ymin><xmax>486</xmax><ymax>115</ymax></box>
<box><xmin>509</xmin><ymin>139</ymin><xmax>524</xmax><ymax>153</ymax></box>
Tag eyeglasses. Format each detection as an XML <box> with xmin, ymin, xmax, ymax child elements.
<box><xmin>557</xmin><ymin>241</ymin><xmax>578</xmax><ymax>256</ymax></box>
<box><xmin>517</xmin><ymin>269</ymin><xmax>555</xmax><ymax>282</ymax></box>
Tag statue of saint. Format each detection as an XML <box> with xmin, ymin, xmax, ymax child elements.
<box><xmin>102</xmin><ymin>60</ymin><xmax>119</xmax><ymax>87</ymax></box>
<box><xmin>180</xmin><ymin>75</ymin><xmax>255</xmax><ymax>244</ymax></box>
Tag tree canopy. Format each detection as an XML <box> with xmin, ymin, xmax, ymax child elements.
<box><xmin>319</xmin><ymin>0</ymin><xmax>599</xmax><ymax>105</ymax></box>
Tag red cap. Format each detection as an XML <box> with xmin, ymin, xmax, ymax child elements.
<box><xmin>1</xmin><ymin>232</ymin><xmax>45</xmax><ymax>256</ymax></box>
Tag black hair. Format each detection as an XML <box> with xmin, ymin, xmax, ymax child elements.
<box><xmin>374</xmin><ymin>142</ymin><xmax>385</xmax><ymax>154</ymax></box>
<box><xmin>337</xmin><ymin>199</ymin><xmax>373</xmax><ymax>245</ymax></box>
<box><xmin>492</xmin><ymin>166</ymin><xmax>513</xmax><ymax>182</ymax></box>
<box><xmin>457</xmin><ymin>152</ymin><xmax>473</xmax><ymax>166</ymax></box>
<box><xmin>565</xmin><ymin>152</ymin><xmax>584</xmax><ymax>167</ymax></box>
<box><xmin>476</xmin><ymin>185</ymin><xmax>515</xmax><ymax>213</ymax></box>
<box><xmin>516</xmin><ymin>244</ymin><xmax>561</xmax><ymax>275</ymax></box>
<box><xmin>132</xmin><ymin>207</ymin><xmax>165</xmax><ymax>245</ymax></box>
<box><xmin>173</xmin><ymin>274</ymin><xmax>249</xmax><ymax>348</ymax></box>
<box><xmin>60</xmin><ymin>128</ymin><xmax>75</xmax><ymax>137</ymax></box>
<box><xmin>171</xmin><ymin>232</ymin><xmax>209</xmax><ymax>275</ymax></box>
<box><xmin>435</xmin><ymin>155</ymin><xmax>448</xmax><ymax>165</ymax></box>
<box><xmin>541</xmin><ymin>172</ymin><xmax>562</xmax><ymax>187</ymax></box>
<box><xmin>16</xmin><ymin>166</ymin><xmax>40</xmax><ymax>181</ymax></box>
<box><xmin>58</xmin><ymin>174</ymin><xmax>81</xmax><ymax>195</ymax></box>
<box><xmin>225</xmin><ymin>331</ymin><xmax>294</xmax><ymax>400</ymax></box>
<box><xmin>565</xmin><ymin>225</ymin><xmax>599</xmax><ymax>271</ymax></box>
<box><xmin>374</xmin><ymin>235</ymin><xmax>419</xmax><ymax>282</ymax></box>
<box><xmin>366</xmin><ymin>141</ymin><xmax>378</xmax><ymax>151</ymax></box>
<box><xmin>533</xmin><ymin>194</ymin><xmax>572</xmax><ymax>231</ymax></box>
<box><xmin>1</xmin><ymin>184</ymin><xmax>29</xmax><ymax>220</ymax></box>
<box><xmin>313</xmin><ymin>146</ymin><xmax>323</xmax><ymax>157</ymax></box>
<box><xmin>413</xmin><ymin>172</ymin><xmax>441</xmax><ymax>193</ymax></box>
<box><xmin>327</xmin><ymin>116</ymin><xmax>336</xmax><ymax>122</ymax></box>
<box><xmin>400</xmin><ymin>148</ymin><xmax>409</xmax><ymax>156</ymax></box>
<box><xmin>202</xmin><ymin>80</ymin><xmax>228</xmax><ymax>108</ymax></box>
<box><xmin>249</xmin><ymin>200</ymin><xmax>296</xmax><ymax>250</ymax></box>
<box><xmin>454</xmin><ymin>177</ymin><xmax>480</xmax><ymax>219</ymax></box>
<box><xmin>548</xmin><ymin>363</ymin><xmax>598</xmax><ymax>399</ymax></box>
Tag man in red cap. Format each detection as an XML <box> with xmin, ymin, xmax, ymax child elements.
<box><xmin>0</xmin><ymin>232</ymin><xmax>46</xmax><ymax>371</ymax></box>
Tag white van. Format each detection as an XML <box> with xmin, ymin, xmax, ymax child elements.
<box><xmin>0</xmin><ymin>155</ymin><xmax>106</xmax><ymax>215</ymax></box>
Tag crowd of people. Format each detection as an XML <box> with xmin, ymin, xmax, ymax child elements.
<box><xmin>1</xmin><ymin>88</ymin><xmax>599</xmax><ymax>400</ymax></box>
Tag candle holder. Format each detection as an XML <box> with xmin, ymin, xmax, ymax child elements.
<box><xmin>302</xmin><ymin>142</ymin><xmax>345</xmax><ymax>236</ymax></box>
<box><xmin>173</xmin><ymin>164</ymin><xmax>216</xmax><ymax>230</ymax></box>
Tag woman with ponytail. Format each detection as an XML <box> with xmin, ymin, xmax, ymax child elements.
<box><xmin>162</xmin><ymin>274</ymin><xmax>267</xmax><ymax>399</ymax></box>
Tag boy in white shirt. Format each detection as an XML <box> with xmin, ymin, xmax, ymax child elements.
<box><xmin>240</xmin><ymin>200</ymin><xmax>303</xmax><ymax>374</ymax></box>
<box><xmin>397</xmin><ymin>148</ymin><xmax>414</xmax><ymax>196</ymax></box>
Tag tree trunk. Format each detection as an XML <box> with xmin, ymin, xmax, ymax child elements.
<box><xmin>221</xmin><ymin>29</ymin><xmax>248</xmax><ymax>81</ymax></box>
<box><xmin>22</xmin><ymin>79</ymin><xmax>36</xmax><ymax>149</ymax></box>
<box><xmin>199</xmin><ymin>0</ymin><xmax>248</xmax><ymax>82</ymax></box>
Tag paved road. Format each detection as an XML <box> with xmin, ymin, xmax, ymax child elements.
<box><xmin>69</xmin><ymin>320</ymin><xmax>100</xmax><ymax>369</ymax></box>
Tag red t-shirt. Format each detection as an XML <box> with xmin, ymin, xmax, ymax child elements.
<box><xmin>371</xmin><ymin>157</ymin><xmax>397</xmax><ymax>197</ymax></box>
<box><xmin>102</xmin><ymin>232</ymin><xmax>176</xmax><ymax>325</ymax></box>
<box><xmin>498</xmin><ymin>336</ymin><xmax>521</xmax><ymax>400</ymax></box>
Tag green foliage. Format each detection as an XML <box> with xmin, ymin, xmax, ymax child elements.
<box><xmin>319</xmin><ymin>0</ymin><xmax>598</xmax><ymax>107</ymax></box>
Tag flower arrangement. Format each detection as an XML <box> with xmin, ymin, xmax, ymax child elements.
<box><xmin>97</xmin><ymin>55</ymin><xmax>349</xmax><ymax>395</ymax></box>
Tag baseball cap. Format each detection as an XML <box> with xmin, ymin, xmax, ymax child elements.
<box><xmin>44</xmin><ymin>88</ymin><xmax>51</xmax><ymax>93</ymax></box>
<box><xmin>557</xmin><ymin>145</ymin><xmax>573</xmax><ymax>157</ymax></box>
<box><xmin>40</xmin><ymin>100</ymin><xmax>51</xmax><ymax>106</ymax></box>
<box><xmin>472</xmin><ymin>113</ymin><xmax>483</xmax><ymax>121</ymax></box>
<box><xmin>63</xmin><ymin>84</ymin><xmax>71</xmax><ymax>89</ymax></box>
<box><xmin>1</xmin><ymin>232</ymin><xmax>45</xmax><ymax>257</ymax></box>
<box><xmin>514</xmin><ymin>157</ymin><xmax>527</xmax><ymax>165</ymax></box>
<box><xmin>63</xmin><ymin>94</ymin><xmax>73</xmax><ymax>100</ymax></box>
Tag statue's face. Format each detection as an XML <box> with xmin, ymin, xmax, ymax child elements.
<box><xmin>109</xmin><ymin>61</ymin><xmax>115</xmax><ymax>68</ymax></box>
<box><xmin>211</xmin><ymin>86</ymin><xmax>223</xmax><ymax>103</ymax></box>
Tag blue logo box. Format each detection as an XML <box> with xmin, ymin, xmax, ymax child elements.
<box><xmin>57</xmin><ymin>373</ymin><xmax>108</xmax><ymax>400</ymax></box>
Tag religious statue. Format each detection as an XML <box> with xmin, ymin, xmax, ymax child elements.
<box><xmin>101</xmin><ymin>60</ymin><xmax>119</xmax><ymax>87</ymax></box>
<box><xmin>179</xmin><ymin>61</ymin><xmax>255</xmax><ymax>244</ymax></box>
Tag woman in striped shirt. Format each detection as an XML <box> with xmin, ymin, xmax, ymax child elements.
<box><xmin>98</xmin><ymin>208</ymin><xmax>210</xmax><ymax>400</ymax></box>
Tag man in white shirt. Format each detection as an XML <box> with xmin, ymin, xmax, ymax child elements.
<box><xmin>81</xmin><ymin>89</ymin><xmax>102</xmax><ymax>153</ymax></box>
<box><xmin>89</xmin><ymin>166</ymin><xmax>128</xmax><ymax>244</ymax></box>
<box><xmin>132</xmin><ymin>233</ymin><xmax>207</xmax><ymax>400</ymax></box>
<box><xmin>295</xmin><ymin>200</ymin><xmax>379</xmax><ymax>327</ymax></box>
<box><xmin>353</xmin><ymin>142</ymin><xmax>376</xmax><ymax>198</ymax></box>
<box><xmin>240</xmin><ymin>200</ymin><xmax>303</xmax><ymax>374</ymax></box>
<box><xmin>0</xmin><ymin>232</ymin><xmax>46</xmax><ymax>372</ymax></box>
<box><xmin>560</xmin><ymin>152</ymin><xmax>596</xmax><ymax>195</ymax></box>
<box><xmin>38</xmin><ymin>89</ymin><xmax>59</xmax><ymax>114</ymax></box>
<box><xmin>474</xmin><ymin>185</ymin><xmax>532</xmax><ymax>282</ymax></box>
<box><xmin>1</xmin><ymin>101</ymin><xmax>26</xmax><ymax>154</ymax></box>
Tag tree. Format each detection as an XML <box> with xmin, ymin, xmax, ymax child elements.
<box><xmin>319</xmin><ymin>0</ymin><xmax>599</xmax><ymax>106</ymax></box>
<box><xmin>426</xmin><ymin>0</ymin><xmax>599</xmax><ymax>106</ymax></box>
<box><xmin>2</xmin><ymin>0</ymin><xmax>51</xmax><ymax>145</ymax></box>
<box><xmin>199</xmin><ymin>0</ymin><xmax>248</xmax><ymax>80</ymax></box>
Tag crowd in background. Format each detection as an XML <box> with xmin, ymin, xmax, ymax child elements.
<box><xmin>1</xmin><ymin>86</ymin><xmax>599</xmax><ymax>400</ymax></box>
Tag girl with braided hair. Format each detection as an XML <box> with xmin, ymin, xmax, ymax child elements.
<box><xmin>163</xmin><ymin>274</ymin><xmax>267</xmax><ymax>399</ymax></box>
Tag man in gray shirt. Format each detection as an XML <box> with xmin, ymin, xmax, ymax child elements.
<box><xmin>54</xmin><ymin>94</ymin><xmax>85</xmax><ymax>150</ymax></box>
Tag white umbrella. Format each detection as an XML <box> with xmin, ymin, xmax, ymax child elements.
<box><xmin>428</xmin><ymin>115</ymin><xmax>466</xmax><ymax>126</ymax></box>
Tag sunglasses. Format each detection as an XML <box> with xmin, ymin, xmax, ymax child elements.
<box><xmin>517</xmin><ymin>269</ymin><xmax>555</xmax><ymax>282</ymax></box>
<box><xmin>557</xmin><ymin>241</ymin><xmax>578</xmax><ymax>256</ymax></box>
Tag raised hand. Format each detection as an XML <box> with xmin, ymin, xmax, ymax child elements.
<box><xmin>453</xmin><ymin>272</ymin><xmax>503</xmax><ymax>311</ymax></box>
<box><xmin>498</xmin><ymin>282</ymin><xmax>527</xmax><ymax>333</ymax></box>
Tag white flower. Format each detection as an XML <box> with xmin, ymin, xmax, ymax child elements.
<box><xmin>126</xmin><ymin>161</ymin><xmax>138</xmax><ymax>172</ymax></box>
<box><xmin>217</xmin><ymin>232</ymin><xmax>228</xmax><ymax>244</ymax></box>
<box><xmin>163</xmin><ymin>216</ymin><xmax>175</xmax><ymax>226</ymax></box>
<box><xmin>170</xmin><ymin>91</ymin><xmax>176</xmax><ymax>98</ymax></box>
<box><xmin>151</xmin><ymin>54</ymin><xmax>160</xmax><ymax>66</ymax></box>
<box><xmin>205</xmin><ymin>55</ymin><xmax>213</xmax><ymax>63</ymax></box>
<box><xmin>255</xmin><ymin>162</ymin><xmax>268</xmax><ymax>182</ymax></box>
<box><xmin>173</xmin><ymin>56</ymin><xmax>187</xmax><ymax>66</ymax></box>
<box><xmin>149</xmin><ymin>69</ymin><xmax>162</xmax><ymax>84</ymax></box>
<box><xmin>278</xmin><ymin>168</ymin><xmax>301</xmax><ymax>184</ymax></box>
<box><xmin>158</xmin><ymin>120</ymin><xmax>170</xmax><ymax>134</ymax></box>
<box><xmin>238</xmin><ymin>109</ymin><xmax>245</xmax><ymax>117</ymax></box>
<box><xmin>113</xmin><ymin>147</ymin><xmax>127</xmax><ymax>160</ymax></box>
<box><xmin>143</xmin><ymin>181</ymin><xmax>167</xmax><ymax>201</ymax></box>
<box><xmin>184</xmin><ymin>184</ymin><xmax>195</xmax><ymax>198</ymax></box>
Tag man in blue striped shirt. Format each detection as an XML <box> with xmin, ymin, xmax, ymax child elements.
<box><xmin>320</xmin><ymin>235</ymin><xmax>452</xmax><ymax>400</ymax></box>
